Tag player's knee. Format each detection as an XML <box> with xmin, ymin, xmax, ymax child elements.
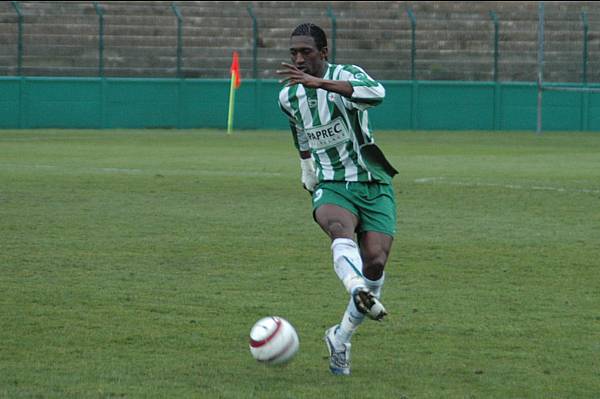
<box><xmin>319</xmin><ymin>219</ymin><xmax>353</xmax><ymax>239</ymax></box>
<box><xmin>326</xmin><ymin>221</ymin><xmax>352</xmax><ymax>239</ymax></box>
<box><xmin>362</xmin><ymin>252</ymin><xmax>387</xmax><ymax>280</ymax></box>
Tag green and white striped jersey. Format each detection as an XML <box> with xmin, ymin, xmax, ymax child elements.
<box><xmin>278</xmin><ymin>63</ymin><xmax>390</xmax><ymax>183</ymax></box>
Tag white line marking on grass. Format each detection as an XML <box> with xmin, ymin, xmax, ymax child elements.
<box><xmin>415</xmin><ymin>177</ymin><xmax>600</xmax><ymax>194</ymax></box>
<box><xmin>192</xmin><ymin>170</ymin><xmax>283</xmax><ymax>177</ymax></box>
<box><xmin>96</xmin><ymin>167</ymin><xmax>145</xmax><ymax>174</ymax></box>
<box><xmin>0</xmin><ymin>136</ymin><xmax>109</xmax><ymax>142</ymax></box>
<box><xmin>0</xmin><ymin>163</ymin><xmax>282</xmax><ymax>177</ymax></box>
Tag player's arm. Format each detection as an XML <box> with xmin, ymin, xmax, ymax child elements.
<box><xmin>278</xmin><ymin>97</ymin><xmax>318</xmax><ymax>193</ymax></box>
<box><xmin>288</xmin><ymin>123</ymin><xmax>317</xmax><ymax>193</ymax></box>
<box><xmin>291</xmin><ymin>124</ymin><xmax>317</xmax><ymax>193</ymax></box>
<box><xmin>277</xmin><ymin>63</ymin><xmax>384</xmax><ymax>109</ymax></box>
<box><xmin>339</xmin><ymin>65</ymin><xmax>385</xmax><ymax>109</ymax></box>
<box><xmin>278</xmin><ymin>62</ymin><xmax>353</xmax><ymax>97</ymax></box>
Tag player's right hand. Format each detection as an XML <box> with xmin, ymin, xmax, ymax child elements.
<box><xmin>277</xmin><ymin>63</ymin><xmax>322</xmax><ymax>88</ymax></box>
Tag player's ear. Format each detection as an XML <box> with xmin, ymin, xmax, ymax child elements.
<box><xmin>320</xmin><ymin>46</ymin><xmax>329</xmax><ymax>61</ymax></box>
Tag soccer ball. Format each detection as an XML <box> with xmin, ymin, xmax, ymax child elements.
<box><xmin>249</xmin><ymin>316</ymin><xmax>299</xmax><ymax>365</ymax></box>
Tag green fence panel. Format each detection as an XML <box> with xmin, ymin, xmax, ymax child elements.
<box><xmin>104</xmin><ymin>79</ymin><xmax>179</xmax><ymax>128</ymax></box>
<box><xmin>370</xmin><ymin>82</ymin><xmax>412</xmax><ymax>130</ymax></box>
<box><xmin>234</xmin><ymin>81</ymin><xmax>260</xmax><ymax>129</ymax></box>
<box><xmin>181</xmin><ymin>80</ymin><xmax>230</xmax><ymax>129</ymax></box>
<box><xmin>24</xmin><ymin>78</ymin><xmax>102</xmax><ymax>128</ymax></box>
<box><xmin>499</xmin><ymin>83</ymin><xmax>537</xmax><ymax>131</ymax></box>
<box><xmin>253</xmin><ymin>80</ymin><xmax>288</xmax><ymax>130</ymax></box>
<box><xmin>1</xmin><ymin>77</ymin><xmax>599</xmax><ymax>132</ymax></box>
<box><xmin>588</xmin><ymin>93</ymin><xmax>600</xmax><ymax>131</ymax></box>
<box><xmin>542</xmin><ymin>88</ymin><xmax>583</xmax><ymax>131</ymax></box>
<box><xmin>415</xmin><ymin>82</ymin><xmax>495</xmax><ymax>130</ymax></box>
<box><xmin>0</xmin><ymin>78</ymin><xmax>20</xmax><ymax>128</ymax></box>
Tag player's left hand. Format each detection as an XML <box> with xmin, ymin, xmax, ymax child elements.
<box><xmin>277</xmin><ymin>63</ymin><xmax>322</xmax><ymax>88</ymax></box>
<box><xmin>300</xmin><ymin>157</ymin><xmax>318</xmax><ymax>193</ymax></box>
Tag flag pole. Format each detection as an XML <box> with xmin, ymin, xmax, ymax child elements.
<box><xmin>227</xmin><ymin>70</ymin><xmax>236</xmax><ymax>134</ymax></box>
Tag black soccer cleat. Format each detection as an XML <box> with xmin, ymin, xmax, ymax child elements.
<box><xmin>353</xmin><ymin>287</ymin><xmax>388</xmax><ymax>321</ymax></box>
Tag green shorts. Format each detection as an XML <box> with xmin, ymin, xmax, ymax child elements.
<box><xmin>312</xmin><ymin>181</ymin><xmax>397</xmax><ymax>237</ymax></box>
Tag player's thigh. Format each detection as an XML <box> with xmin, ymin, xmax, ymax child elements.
<box><xmin>354</xmin><ymin>183</ymin><xmax>397</xmax><ymax>238</ymax></box>
<box><xmin>314</xmin><ymin>204</ymin><xmax>358</xmax><ymax>238</ymax></box>
<box><xmin>312</xmin><ymin>183</ymin><xmax>359</xmax><ymax>238</ymax></box>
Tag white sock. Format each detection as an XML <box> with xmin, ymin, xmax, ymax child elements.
<box><xmin>364</xmin><ymin>273</ymin><xmax>385</xmax><ymax>298</ymax></box>
<box><xmin>331</xmin><ymin>238</ymin><xmax>366</xmax><ymax>294</ymax></box>
<box><xmin>335</xmin><ymin>297</ymin><xmax>365</xmax><ymax>345</ymax></box>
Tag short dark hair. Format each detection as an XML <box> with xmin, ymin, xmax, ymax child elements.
<box><xmin>291</xmin><ymin>23</ymin><xmax>328</xmax><ymax>51</ymax></box>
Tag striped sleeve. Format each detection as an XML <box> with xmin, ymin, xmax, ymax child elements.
<box><xmin>278</xmin><ymin>87</ymin><xmax>309</xmax><ymax>152</ymax></box>
<box><xmin>339</xmin><ymin>65</ymin><xmax>385</xmax><ymax>110</ymax></box>
<box><xmin>278</xmin><ymin>87</ymin><xmax>294</xmax><ymax>119</ymax></box>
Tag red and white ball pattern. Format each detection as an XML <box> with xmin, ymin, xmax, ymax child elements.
<box><xmin>249</xmin><ymin>316</ymin><xmax>299</xmax><ymax>365</ymax></box>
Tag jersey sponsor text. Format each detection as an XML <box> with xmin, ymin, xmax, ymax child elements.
<box><xmin>305</xmin><ymin>118</ymin><xmax>349</xmax><ymax>150</ymax></box>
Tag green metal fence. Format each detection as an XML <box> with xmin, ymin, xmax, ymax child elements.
<box><xmin>581</xmin><ymin>11</ymin><xmax>589</xmax><ymax>84</ymax></box>
<box><xmin>92</xmin><ymin>2</ymin><xmax>104</xmax><ymax>77</ymax></box>
<box><xmin>171</xmin><ymin>3</ymin><xmax>183</xmax><ymax>79</ymax></box>
<box><xmin>10</xmin><ymin>1</ymin><xmax>23</xmax><ymax>76</ymax></box>
<box><xmin>2</xmin><ymin>2</ymin><xmax>597</xmax><ymax>82</ymax></box>
<box><xmin>246</xmin><ymin>5</ymin><xmax>258</xmax><ymax>80</ymax></box>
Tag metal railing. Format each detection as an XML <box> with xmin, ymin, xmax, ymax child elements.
<box><xmin>489</xmin><ymin>11</ymin><xmax>499</xmax><ymax>82</ymax></box>
<box><xmin>1</xmin><ymin>2</ymin><xmax>597</xmax><ymax>82</ymax></box>
<box><xmin>92</xmin><ymin>2</ymin><xmax>104</xmax><ymax>77</ymax></box>
<box><xmin>246</xmin><ymin>5</ymin><xmax>258</xmax><ymax>79</ymax></box>
<box><xmin>326</xmin><ymin>6</ymin><xmax>337</xmax><ymax>64</ymax></box>
<box><xmin>406</xmin><ymin>7</ymin><xmax>416</xmax><ymax>81</ymax></box>
<box><xmin>10</xmin><ymin>1</ymin><xmax>23</xmax><ymax>76</ymax></box>
<box><xmin>171</xmin><ymin>2</ymin><xmax>183</xmax><ymax>78</ymax></box>
<box><xmin>581</xmin><ymin>11</ymin><xmax>588</xmax><ymax>84</ymax></box>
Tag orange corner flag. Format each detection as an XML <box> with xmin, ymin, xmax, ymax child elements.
<box><xmin>230</xmin><ymin>51</ymin><xmax>241</xmax><ymax>89</ymax></box>
<box><xmin>227</xmin><ymin>51</ymin><xmax>241</xmax><ymax>134</ymax></box>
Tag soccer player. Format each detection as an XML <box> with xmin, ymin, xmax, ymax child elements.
<box><xmin>277</xmin><ymin>23</ymin><xmax>398</xmax><ymax>376</ymax></box>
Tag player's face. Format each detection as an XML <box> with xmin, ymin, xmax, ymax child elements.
<box><xmin>289</xmin><ymin>35</ymin><xmax>327</xmax><ymax>77</ymax></box>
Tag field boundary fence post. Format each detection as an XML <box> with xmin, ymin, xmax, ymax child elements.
<box><xmin>536</xmin><ymin>2</ymin><xmax>544</xmax><ymax>134</ymax></box>
<box><xmin>581</xmin><ymin>11</ymin><xmax>588</xmax><ymax>85</ymax></box>
<box><xmin>327</xmin><ymin>6</ymin><xmax>336</xmax><ymax>64</ymax></box>
<box><xmin>489</xmin><ymin>11</ymin><xmax>499</xmax><ymax>82</ymax></box>
<box><xmin>10</xmin><ymin>2</ymin><xmax>24</xmax><ymax>127</ymax></box>
<box><xmin>93</xmin><ymin>2</ymin><xmax>104</xmax><ymax>78</ymax></box>
<box><xmin>536</xmin><ymin>3</ymin><xmax>599</xmax><ymax>133</ymax></box>
<box><xmin>171</xmin><ymin>3</ymin><xmax>183</xmax><ymax>79</ymax></box>
<box><xmin>171</xmin><ymin>3</ymin><xmax>183</xmax><ymax>128</ymax></box>
<box><xmin>11</xmin><ymin>1</ymin><xmax>23</xmax><ymax>76</ymax></box>
<box><xmin>406</xmin><ymin>7</ymin><xmax>416</xmax><ymax>81</ymax></box>
<box><xmin>247</xmin><ymin>5</ymin><xmax>259</xmax><ymax>127</ymax></box>
<box><xmin>93</xmin><ymin>2</ymin><xmax>106</xmax><ymax>128</ymax></box>
<box><xmin>489</xmin><ymin>11</ymin><xmax>500</xmax><ymax>130</ymax></box>
<box><xmin>247</xmin><ymin>5</ymin><xmax>258</xmax><ymax>79</ymax></box>
<box><xmin>406</xmin><ymin>7</ymin><xmax>417</xmax><ymax>129</ymax></box>
<box><xmin>581</xmin><ymin>11</ymin><xmax>589</xmax><ymax>130</ymax></box>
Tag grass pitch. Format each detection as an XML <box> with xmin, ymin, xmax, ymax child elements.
<box><xmin>1</xmin><ymin>129</ymin><xmax>599</xmax><ymax>398</ymax></box>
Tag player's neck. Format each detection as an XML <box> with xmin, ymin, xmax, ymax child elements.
<box><xmin>314</xmin><ymin>62</ymin><xmax>329</xmax><ymax>79</ymax></box>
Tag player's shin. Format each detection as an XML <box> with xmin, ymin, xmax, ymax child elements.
<box><xmin>335</xmin><ymin>296</ymin><xmax>366</xmax><ymax>344</ymax></box>
<box><xmin>331</xmin><ymin>238</ymin><xmax>366</xmax><ymax>294</ymax></box>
